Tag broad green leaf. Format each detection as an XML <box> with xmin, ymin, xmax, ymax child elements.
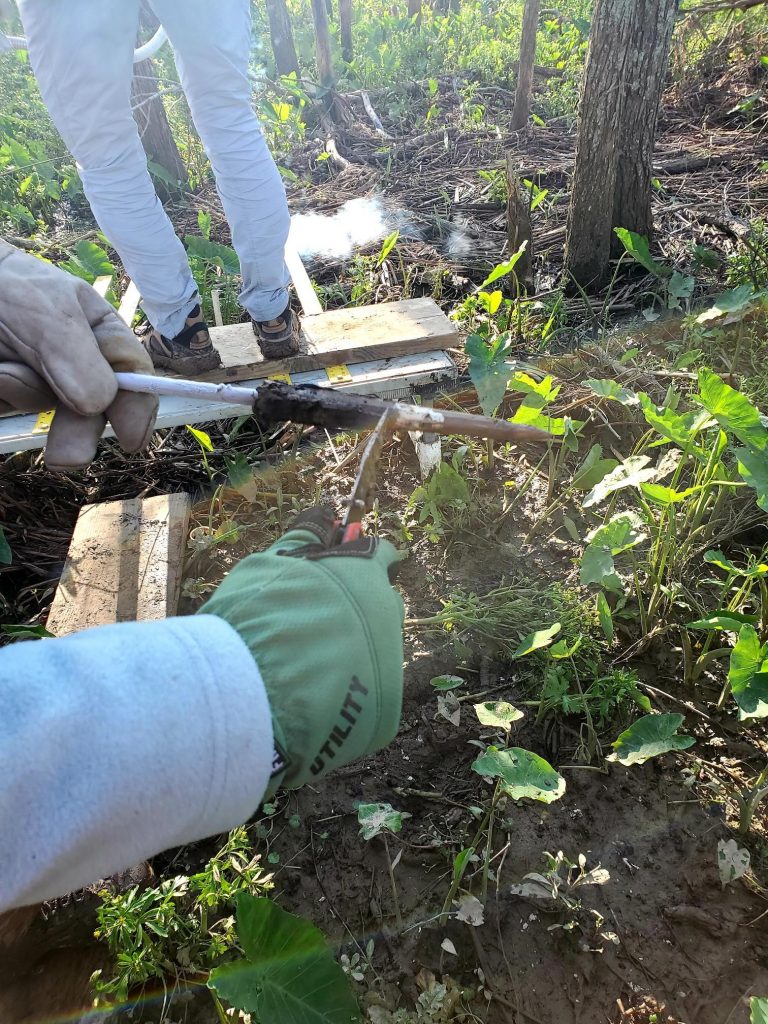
<box><xmin>686</xmin><ymin>611</ymin><xmax>758</xmax><ymax>632</ymax></box>
<box><xmin>751</xmin><ymin>996</ymin><xmax>768</xmax><ymax>1024</ymax></box>
<box><xmin>637</xmin><ymin>393</ymin><xmax>711</xmax><ymax>455</ymax></box>
<box><xmin>186</xmin><ymin>425</ymin><xmax>214</xmax><ymax>451</ymax></box>
<box><xmin>510</xmin><ymin>400</ymin><xmax>568</xmax><ymax>435</ymax></box>
<box><xmin>729</xmin><ymin>625</ymin><xmax>768</xmax><ymax>720</ymax></box>
<box><xmin>197</xmin><ymin>208</ymin><xmax>212</xmax><ymax>239</ymax></box>
<box><xmin>696</xmin><ymin>369</ymin><xmax>768</xmax><ymax>451</ymax></box>
<box><xmin>550</xmin><ymin>636</ymin><xmax>583</xmax><ymax>659</ymax></box>
<box><xmin>571</xmin><ymin>444</ymin><xmax>619</xmax><ymax>491</ymax></box>
<box><xmin>472</xmin><ymin>746</ymin><xmax>565</xmax><ymax>803</ymax></box>
<box><xmin>357</xmin><ymin>802</ymin><xmax>409</xmax><ymax>840</ymax></box>
<box><xmin>692</xmin><ymin>245</ymin><xmax>720</xmax><ymax>270</ymax></box>
<box><xmin>1</xmin><ymin>623</ymin><xmax>55</xmax><ymax>639</ymax></box>
<box><xmin>614</xmin><ymin>227</ymin><xmax>669</xmax><ymax>278</ymax></box>
<box><xmin>72</xmin><ymin>240</ymin><xmax>114</xmax><ymax>278</ymax></box>
<box><xmin>465</xmin><ymin>333</ymin><xmax>513</xmax><ymax>416</ymax></box>
<box><xmin>736</xmin><ymin>447</ymin><xmax>768</xmax><ymax>512</ymax></box>
<box><xmin>704</xmin><ymin>550</ymin><xmax>740</xmax><ymax>574</ymax></box>
<box><xmin>512</xmin><ymin>622</ymin><xmax>561</xmax><ymax>658</ymax></box>
<box><xmin>583</xmin><ymin>379</ymin><xmax>639</xmax><ymax>406</ymax></box>
<box><xmin>580</xmin><ymin>512</ymin><xmax>647</xmax><ymax>589</ymax></box>
<box><xmin>452</xmin><ymin>846</ymin><xmax>475</xmax><ymax>883</ymax></box>
<box><xmin>478</xmin><ymin>290</ymin><xmax>503</xmax><ymax>314</ymax></box>
<box><xmin>667</xmin><ymin>271</ymin><xmax>695</xmax><ymax>307</ymax></box>
<box><xmin>673</xmin><ymin>348</ymin><xmax>703</xmax><ymax>370</ymax></box>
<box><xmin>209</xmin><ymin>895</ymin><xmax>358</xmax><ymax>1023</ymax></box>
<box><xmin>236</xmin><ymin>894</ymin><xmax>326</xmax><ymax>965</ymax></box>
<box><xmin>377</xmin><ymin>229</ymin><xmax>399</xmax><ymax>265</ymax></box>
<box><xmin>430</xmin><ymin>674</ymin><xmax>465</xmax><ymax>691</ymax></box>
<box><xmin>509</xmin><ymin>372</ymin><xmax>560</xmax><ymax>403</ymax></box>
<box><xmin>696</xmin><ymin>284</ymin><xmax>764</xmax><ymax>325</ymax></box>
<box><xmin>607</xmin><ymin>713</ymin><xmax>694</xmax><ymax>766</ymax></box>
<box><xmin>596</xmin><ymin>592</ymin><xmax>614</xmax><ymax>644</ymax></box>
<box><xmin>474</xmin><ymin>701</ymin><xmax>524</xmax><ymax>732</ymax></box>
<box><xmin>582</xmin><ymin>456</ymin><xmax>657</xmax><ymax>508</ymax></box>
<box><xmin>0</xmin><ymin>526</ymin><xmax>10</xmax><ymax>565</ymax></box>
<box><xmin>185</xmin><ymin>234</ymin><xmax>241</xmax><ymax>274</ymax></box>
<box><xmin>640</xmin><ymin>482</ymin><xmax>700</xmax><ymax>505</ymax></box>
<box><xmin>480</xmin><ymin>241</ymin><xmax>528</xmax><ymax>288</ymax></box>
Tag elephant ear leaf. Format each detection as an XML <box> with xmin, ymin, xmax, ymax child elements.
<box><xmin>607</xmin><ymin>714</ymin><xmax>694</xmax><ymax>766</ymax></box>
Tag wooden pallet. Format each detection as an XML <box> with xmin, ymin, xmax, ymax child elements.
<box><xmin>46</xmin><ymin>494</ymin><xmax>191</xmax><ymax>637</ymax></box>
<box><xmin>202</xmin><ymin>297</ymin><xmax>458</xmax><ymax>384</ymax></box>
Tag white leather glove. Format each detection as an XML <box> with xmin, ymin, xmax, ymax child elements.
<box><xmin>0</xmin><ymin>241</ymin><xmax>158</xmax><ymax>471</ymax></box>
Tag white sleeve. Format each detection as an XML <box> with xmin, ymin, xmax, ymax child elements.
<box><xmin>0</xmin><ymin>614</ymin><xmax>273</xmax><ymax>911</ymax></box>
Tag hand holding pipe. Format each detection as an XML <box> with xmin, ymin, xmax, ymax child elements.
<box><xmin>114</xmin><ymin>371</ymin><xmax>552</xmax><ymax>445</ymax></box>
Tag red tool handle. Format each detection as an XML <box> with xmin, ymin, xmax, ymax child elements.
<box><xmin>342</xmin><ymin>522</ymin><xmax>363</xmax><ymax>543</ymax></box>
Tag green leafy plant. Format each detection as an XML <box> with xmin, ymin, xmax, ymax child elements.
<box><xmin>407</xmin><ymin>455</ymin><xmax>471</xmax><ymax>541</ymax></box>
<box><xmin>209</xmin><ymin>895</ymin><xmax>358</xmax><ymax>1024</ymax></box>
<box><xmin>92</xmin><ymin>828</ymin><xmax>272</xmax><ymax>1005</ymax></box>
<box><xmin>509</xmin><ymin>850</ymin><xmax>611</xmax><ymax>938</ymax></box>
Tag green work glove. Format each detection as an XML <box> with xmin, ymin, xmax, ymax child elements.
<box><xmin>199</xmin><ymin>507</ymin><xmax>405</xmax><ymax>796</ymax></box>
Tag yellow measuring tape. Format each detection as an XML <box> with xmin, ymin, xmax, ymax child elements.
<box><xmin>32</xmin><ymin>409</ymin><xmax>55</xmax><ymax>434</ymax></box>
<box><xmin>325</xmin><ymin>364</ymin><xmax>352</xmax><ymax>384</ymax></box>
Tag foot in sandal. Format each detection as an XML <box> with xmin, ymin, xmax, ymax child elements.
<box><xmin>141</xmin><ymin>304</ymin><xmax>221</xmax><ymax>376</ymax></box>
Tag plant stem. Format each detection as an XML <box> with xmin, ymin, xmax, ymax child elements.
<box><xmin>210</xmin><ymin>991</ymin><xmax>229</xmax><ymax>1024</ymax></box>
<box><xmin>440</xmin><ymin>782</ymin><xmax>501</xmax><ymax>925</ymax></box>
<box><xmin>739</xmin><ymin>760</ymin><xmax>768</xmax><ymax>834</ymax></box>
<box><xmin>382</xmin><ymin>834</ymin><xmax>402</xmax><ymax>930</ymax></box>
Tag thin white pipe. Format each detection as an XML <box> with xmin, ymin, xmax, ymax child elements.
<box><xmin>132</xmin><ymin>26</ymin><xmax>168</xmax><ymax>63</ymax></box>
<box><xmin>114</xmin><ymin>371</ymin><xmax>259</xmax><ymax>407</ymax></box>
<box><xmin>0</xmin><ymin>26</ymin><xmax>168</xmax><ymax>63</ymax></box>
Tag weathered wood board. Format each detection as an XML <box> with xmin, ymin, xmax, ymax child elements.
<box><xmin>192</xmin><ymin>297</ymin><xmax>458</xmax><ymax>384</ymax></box>
<box><xmin>46</xmin><ymin>493</ymin><xmax>191</xmax><ymax>637</ymax></box>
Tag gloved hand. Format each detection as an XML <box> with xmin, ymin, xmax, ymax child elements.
<box><xmin>200</xmin><ymin>507</ymin><xmax>405</xmax><ymax>796</ymax></box>
<box><xmin>0</xmin><ymin>240</ymin><xmax>158</xmax><ymax>471</ymax></box>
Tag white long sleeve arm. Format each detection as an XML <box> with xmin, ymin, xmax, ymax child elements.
<box><xmin>0</xmin><ymin>614</ymin><xmax>274</xmax><ymax>911</ymax></box>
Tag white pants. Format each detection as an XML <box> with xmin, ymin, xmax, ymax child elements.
<box><xmin>18</xmin><ymin>0</ymin><xmax>291</xmax><ymax>336</ymax></box>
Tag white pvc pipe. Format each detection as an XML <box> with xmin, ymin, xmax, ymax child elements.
<box><xmin>0</xmin><ymin>26</ymin><xmax>168</xmax><ymax>63</ymax></box>
<box><xmin>114</xmin><ymin>371</ymin><xmax>259</xmax><ymax>407</ymax></box>
<box><xmin>132</xmin><ymin>26</ymin><xmax>168</xmax><ymax>63</ymax></box>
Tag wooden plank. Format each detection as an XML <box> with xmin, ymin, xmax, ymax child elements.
<box><xmin>197</xmin><ymin>297</ymin><xmax>458</xmax><ymax>384</ymax></box>
<box><xmin>285</xmin><ymin>243</ymin><xmax>323</xmax><ymax>316</ymax></box>
<box><xmin>46</xmin><ymin>494</ymin><xmax>191</xmax><ymax>637</ymax></box>
<box><xmin>92</xmin><ymin>275</ymin><xmax>113</xmax><ymax>299</ymax></box>
<box><xmin>118</xmin><ymin>280</ymin><xmax>141</xmax><ymax>325</ymax></box>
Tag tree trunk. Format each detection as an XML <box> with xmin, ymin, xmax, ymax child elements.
<box><xmin>264</xmin><ymin>0</ymin><xmax>300</xmax><ymax>78</ymax></box>
<box><xmin>339</xmin><ymin>0</ymin><xmax>353</xmax><ymax>63</ymax></box>
<box><xmin>511</xmin><ymin>0</ymin><xmax>540</xmax><ymax>131</ymax></box>
<box><xmin>131</xmin><ymin>5</ymin><xmax>187</xmax><ymax>196</ymax></box>
<box><xmin>612</xmin><ymin>0</ymin><xmax>678</xmax><ymax>243</ymax></box>
<box><xmin>311</xmin><ymin>0</ymin><xmax>336</xmax><ymax>92</ymax></box>
<box><xmin>564</xmin><ymin>0</ymin><xmax>676</xmax><ymax>288</ymax></box>
<box><xmin>407</xmin><ymin>0</ymin><xmax>422</xmax><ymax>20</ymax></box>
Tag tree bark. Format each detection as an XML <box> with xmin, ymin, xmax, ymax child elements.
<box><xmin>511</xmin><ymin>0</ymin><xmax>541</xmax><ymax>131</ymax></box>
<box><xmin>612</xmin><ymin>0</ymin><xmax>678</xmax><ymax>242</ymax></box>
<box><xmin>311</xmin><ymin>0</ymin><xmax>336</xmax><ymax>92</ymax></box>
<box><xmin>564</xmin><ymin>0</ymin><xmax>676</xmax><ymax>288</ymax></box>
<box><xmin>339</xmin><ymin>0</ymin><xmax>353</xmax><ymax>63</ymax></box>
<box><xmin>407</xmin><ymin>0</ymin><xmax>422</xmax><ymax>21</ymax></box>
<box><xmin>131</xmin><ymin>6</ymin><xmax>187</xmax><ymax>195</ymax></box>
<box><xmin>264</xmin><ymin>0</ymin><xmax>300</xmax><ymax>78</ymax></box>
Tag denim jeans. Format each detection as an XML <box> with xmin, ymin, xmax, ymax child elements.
<box><xmin>19</xmin><ymin>0</ymin><xmax>291</xmax><ymax>335</ymax></box>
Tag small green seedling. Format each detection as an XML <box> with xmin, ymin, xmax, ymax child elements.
<box><xmin>357</xmin><ymin>803</ymin><xmax>410</xmax><ymax>928</ymax></box>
